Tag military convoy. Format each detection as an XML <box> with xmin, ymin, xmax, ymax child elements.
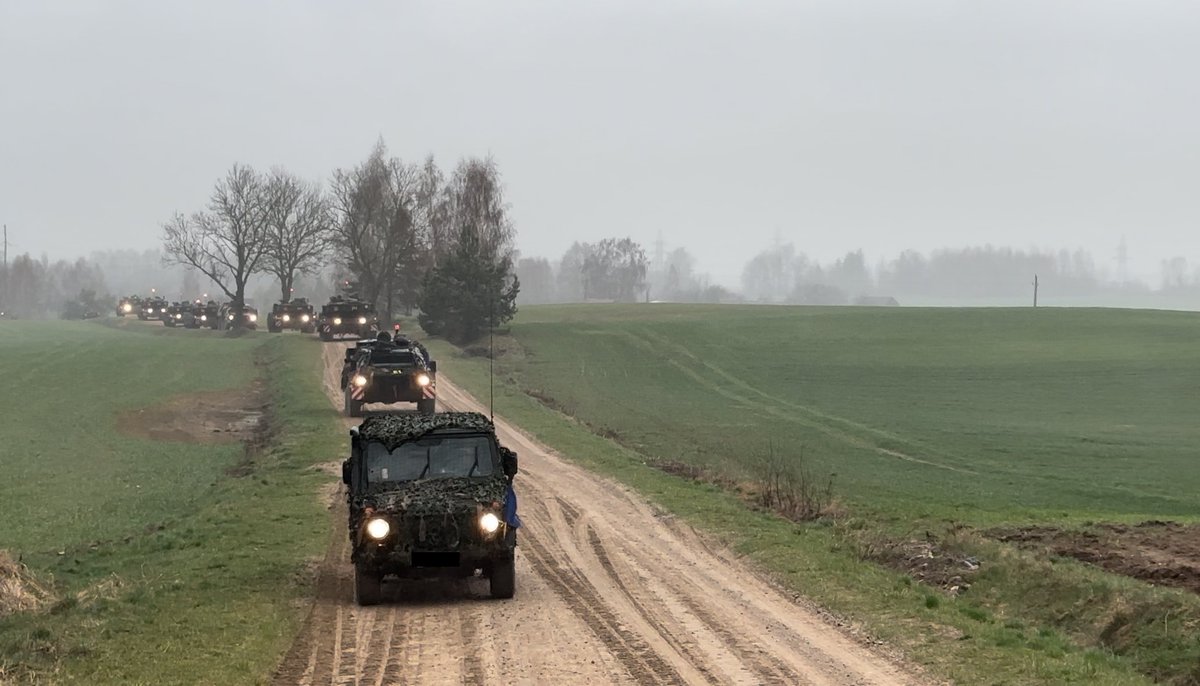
<box><xmin>342</xmin><ymin>412</ymin><xmax>519</xmax><ymax>605</ymax></box>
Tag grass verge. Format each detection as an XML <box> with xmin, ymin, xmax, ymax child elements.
<box><xmin>0</xmin><ymin>323</ymin><xmax>339</xmax><ymax>684</ymax></box>
<box><xmin>420</xmin><ymin>304</ymin><xmax>1200</xmax><ymax>685</ymax></box>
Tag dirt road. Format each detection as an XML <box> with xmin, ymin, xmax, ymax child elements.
<box><xmin>271</xmin><ymin>344</ymin><xmax>921</xmax><ymax>685</ymax></box>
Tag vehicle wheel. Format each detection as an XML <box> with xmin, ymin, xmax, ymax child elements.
<box><xmin>320</xmin><ymin>329</ymin><xmax>332</xmax><ymax>342</ymax></box>
<box><xmin>354</xmin><ymin>564</ymin><xmax>382</xmax><ymax>606</ymax></box>
<box><xmin>345</xmin><ymin>388</ymin><xmax>364</xmax><ymax>418</ymax></box>
<box><xmin>417</xmin><ymin>398</ymin><xmax>436</xmax><ymax>416</ymax></box>
<box><xmin>267</xmin><ymin>322</ymin><xmax>279</xmax><ymax>333</ymax></box>
<box><xmin>489</xmin><ymin>555</ymin><xmax>515</xmax><ymax>599</ymax></box>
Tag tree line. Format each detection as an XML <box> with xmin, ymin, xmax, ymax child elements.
<box><xmin>739</xmin><ymin>243</ymin><xmax>1176</xmax><ymax>304</ymax></box>
<box><xmin>158</xmin><ymin>140</ymin><xmax>519</xmax><ymax>343</ymax></box>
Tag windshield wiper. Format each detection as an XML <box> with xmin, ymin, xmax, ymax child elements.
<box><xmin>467</xmin><ymin>447</ymin><xmax>479</xmax><ymax>478</ymax></box>
<box><xmin>417</xmin><ymin>448</ymin><xmax>431</xmax><ymax>480</ymax></box>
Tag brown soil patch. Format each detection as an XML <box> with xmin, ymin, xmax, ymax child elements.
<box><xmin>116</xmin><ymin>385</ymin><xmax>265</xmax><ymax>445</ymax></box>
<box><xmin>0</xmin><ymin>550</ymin><xmax>54</xmax><ymax>617</ymax></box>
<box><xmin>992</xmin><ymin>521</ymin><xmax>1200</xmax><ymax>595</ymax></box>
<box><xmin>857</xmin><ymin>537</ymin><xmax>981</xmax><ymax>595</ymax></box>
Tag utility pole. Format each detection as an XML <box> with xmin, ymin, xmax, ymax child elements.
<box><xmin>1033</xmin><ymin>274</ymin><xmax>1039</xmax><ymax>307</ymax></box>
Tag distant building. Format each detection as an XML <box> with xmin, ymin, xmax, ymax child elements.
<box><xmin>853</xmin><ymin>295</ymin><xmax>900</xmax><ymax>307</ymax></box>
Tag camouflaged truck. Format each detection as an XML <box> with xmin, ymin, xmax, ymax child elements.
<box><xmin>341</xmin><ymin>337</ymin><xmax>437</xmax><ymax>417</ymax></box>
<box><xmin>341</xmin><ymin>412</ymin><xmax>520</xmax><ymax>606</ymax></box>
<box><xmin>116</xmin><ymin>295</ymin><xmax>142</xmax><ymax>317</ymax></box>
<box><xmin>139</xmin><ymin>296</ymin><xmax>169</xmax><ymax>321</ymax></box>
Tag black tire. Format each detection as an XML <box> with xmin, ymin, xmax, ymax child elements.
<box><xmin>354</xmin><ymin>564</ymin><xmax>382</xmax><ymax>606</ymax></box>
<box><xmin>489</xmin><ymin>555</ymin><xmax>515</xmax><ymax>599</ymax></box>
<box><xmin>345</xmin><ymin>387</ymin><xmax>364</xmax><ymax>418</ymax></box>
<box><xmin>417</xmin><ymin>398</ymin><xmax>436</xmax><ymax>416</ymax></box>
<box><xmin>320</xmin><ymin>329</ymin><xmax>332</xmax><ymax>342</ymax></box>
<box><xmin>302</xmin><ymin>325</ymin><xmax>316</xmax><ymax>334</ymax></box>
<box><xmin>267</xmin><ymin>322</ymin><xmax>280</xmax><ymax>333</ymax></box>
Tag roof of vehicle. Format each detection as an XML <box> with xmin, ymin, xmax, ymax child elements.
<box><xmin>356</xmin><ymin>412</ymin><xmax>494</xmax><ymax>449</ymax></box>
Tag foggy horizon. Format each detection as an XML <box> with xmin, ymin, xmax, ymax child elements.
<box><xmin>3</xmin><ymin>1</ymin><xmax>1199</xmax><ymax>288</ymax></box>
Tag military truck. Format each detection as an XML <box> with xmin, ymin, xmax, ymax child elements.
<box><xmin>341</xmin><ymin>412</ymin><xmax>520</xmax><ymax>605</ymax></box>
<box><xmin>222</xmin><ymin>303</ymin><xmax>260</xmax><ymax>330</ymax></box>
<box><xmin>318</xmin><ymin>296</ymin><xmax>379</xmax><ymax>341</ymax></box>
<box><xmin>182</xmin><ymin>300</ymin><xmax>220</xmax><ymax>329</ymax></box>
<box><xmin>163</xmin><ymin>301</ymin><xmax>187</xmax><ymax>327</ymax></box>
<box><xmin>267</xmin><ymin>297</ymin><xmax>316</xmax><ymax>333</ymax></box>
<box><xmin>342</xmin><ymin>337</ymin><xmax>437</xmax><ymax>417</ymax></box>
<box><xmin>139</xmin><ymin>296</ymin><xmax>169</xmax><ymax>321</ymax></box>
<box><xmin>116</xmin><ymin>295</ymin><xmax>142</xmax><ymax>317</ymax></box>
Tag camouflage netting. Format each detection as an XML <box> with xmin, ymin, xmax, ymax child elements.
<box><xmin>357</xmin><ymin>412</ymin><xmax>495</xmax><ymax>450</ymax></box>
<box><xmin>357</xmin><ymin>475</ymin><xmax>509</xmax><ymax>516</ymax></box>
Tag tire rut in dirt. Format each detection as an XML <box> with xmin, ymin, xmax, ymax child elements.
<box><xmin>521</xmin><ymin>524</ymin><xmax>683</xmax><ymax>685</ymax></box>
<box><xmin>457</xmin><ymin>605</ymin><xmax>488</xmax><ymax>686</ymax></box>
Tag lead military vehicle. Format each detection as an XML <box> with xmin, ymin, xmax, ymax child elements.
<box><xmin>341</xmin><ymin>412</ymin><xmax>520</xmax><ymax>606</ymax></box>
<box><xmin>116</xmin><ymin>295</ymin><xmax>142</xmax><ymax>317</ymax></box>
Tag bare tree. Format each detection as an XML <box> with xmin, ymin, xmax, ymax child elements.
<box><xmin>331</xmin><ymin>141</ymin><xmax>427</xmax><ymax>318</ymax></box>
<box><xmin>162</xmin><ymin>164</ymin><xmax>271</xmax><ymax>326</ymax></box>
<box><xmin>264</xmin><ymin>169</ymin><xmax>331</xmax><ymax>303</ymax></box>
<box><xmin>445</xmin><ymin>157</ymin><xmax>514</xmax><ymax>260</ymax></box>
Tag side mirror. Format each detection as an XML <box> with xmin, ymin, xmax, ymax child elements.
<box><xmin>501</xmin><ymin>447</ymin><xmax>518</xmax><ymax>482</ymax></box>
<box><xmin>428</xmin><ymin>360</ymin><xmax>438</xmax><ymax>373</ymax></box>
<box><xmin>341</xmin><ymin>459</ymin><xmax>351</xmax><ymax>485</ymax></box>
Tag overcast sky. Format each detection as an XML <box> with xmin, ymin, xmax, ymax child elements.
<box><xmin>2</xmin><ymin>0</ymin><xmax>1198</xmax><ymax>286</ymax></box>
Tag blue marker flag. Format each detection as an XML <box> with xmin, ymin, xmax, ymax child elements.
<box><xmin>504</xmin><ymin>483</ymin><xmax>522</xmax><ymax>528</ymax></box>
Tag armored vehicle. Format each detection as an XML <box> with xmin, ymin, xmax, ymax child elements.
<box><xmin>267</xmin><ymin>297</ymin><xmax>316</xmax><ymax>333</ymax></box>
<box><xmin>341</xmin><ymin>412</ymin><xmax>520</xmax><ymax>606</ymax></box>
<box><xmin>342</xmin><ymin>337</ymin><xmax>437</xmax><ymax>417</ymax></box>
<box><xmin>116</xmin><ymin>295</ymin><xmax>142</xmax><ymax>317</ymax></box>
<box><xmin>223</xmin><ymin>303</ymin><xmax>259</xmax><ymax>330</ymax></box>
<box><xmin>318</xmin><ymin>296</ymin><xmax>379</xmax><ymax>341</ymax></box>
<box><xmin>163</xmin><ymin>301</ymin><xmax>187</xmax><ymax>327</ymax></box>
<box><xmin>182</xmin><ymin>300</ymin><xmax>220</xmax><ymax>329</ymax></box>
<box><xmin>139</xmin><ymin>296</ymin><xmax>169</xmax><ymax>321</ymax></box>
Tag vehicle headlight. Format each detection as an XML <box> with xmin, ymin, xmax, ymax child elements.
<box><xmin>301</xmin><ymin>314</ymin><xmax>310</xmax><ymax>322</ymax></box>
<box><xmin>201</xmin><ymin>315</ymin><xmax>207</xmax><ymax>321</ymax></box>
<box><xmin>122</xmin><ymin>303</ymin><xmax>132</xmax><ymax>312</ymax></box>
<box><xmin>353</xmin><ymin>374</ymin><xmax>368</xmax><ymax>387</ymax></box>
<box><xmin>174</xmin><ymin>314</ymin><xmax>182</xmax><ymax>319</ymax></box>
<box><xmin>333</xmin><ymin>317</ymin><xmax>342</xmax><ymax>325</ymax></box>
<box><xmin>416</xmin><ymin>373</ymin><xmax>431</xmax><ymax>387</ymax></box>
<box><xmin>249</xmin><ymin>314</ymin><xmax>257</xmax><ymax>322</ymax></box>
<box><xmin>357</xmin><ymin>316</ymin><xmax>367</xmax><ymax>325</ymax></box>
<box><xmin>365</xmin><ymin>517</ymin><xmax>391</xmax><ymax>540</ymax></box>
<box><xmin>281</xmin><ymin>314</ymin><xmax>290</xmax><ymax>322</ymax></box>
<box><xmin>479</xmin><ymin>513</ymin><xmax>501</xmax><ymax>534</ymax></box>
<box><xmin>228</xmin><ymin>314</ymin><xmax>234</xmax><ymax>320</ymax></box>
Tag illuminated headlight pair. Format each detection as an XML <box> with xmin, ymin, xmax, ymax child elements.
<box><xmin>363</xmin><ymin>513</ymin><xmax>500</xmax><ymax>540</ymax></box>
<box><xmin>333</xmin><ymin>317</ymin><xmax>342</xmax><ymax>325</ymax></box>
<box><xmin>415</xmin><ymin>373</ymin><xmax>431</xmax><ymax>387</ymax></box>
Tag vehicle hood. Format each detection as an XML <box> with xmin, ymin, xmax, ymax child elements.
<box><xmin>356</xmin><ymin>475</ymin><xmax>507</xmax><ymax>518</ymax></box>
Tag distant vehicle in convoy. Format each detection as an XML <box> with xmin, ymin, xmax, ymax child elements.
<box><xmin>341</xmin><ymin>334</ymin><xmax>437</xmax><ymax>417</ymax></box>
<box><xmin>182</xmin><ymin>300</ymin><xmax>220</xmax><ymax>329</ymax></box>
<box><xmin>341</xmin><ymin>412</ymin><xmax>520</xmax><ymax>606</ymax></box>
<box><xmin>139</xmin><ymin>296</ymin><xmax>169</xmax><ymax>321</ymax></box>
<box><xmin>163</xmin><ymin>301</ymin><xmax>187</xmax><ymax>327</ymax></box>
<box><xmin>223</xmin><ymin>303</ymin><xmax>259</xmax><ymax>330</ymax></box>
<box><xmin>318</xmin><ymin>296</ymin><xmax>379</xmax><ymax>341</ymax></box>
<box><xmin>267</xmin><ymin>298</ymin><xmax>316</xmax><ymax>333</ymax></box>
<box><xmin>116</xmin><ymin>295</ymin><xmax>142</xmax><ymax>317</ymax></box>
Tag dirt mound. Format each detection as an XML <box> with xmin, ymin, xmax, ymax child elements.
<box><xmin>0</xmin><ymin>550</ymin><xmax>54</xmax><ymax>617</ymax></box>
<box><xmin>992</xmin><ymin>521</ymin><xmax>1200</xmax><ymax>595</ymax></box>
<box><xmin>116</xmin><ymin>385</ymin><xmax>264</xmax><ymax>445</ymax></box>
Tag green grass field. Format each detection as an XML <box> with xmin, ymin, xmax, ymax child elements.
<box><xmin>510</xmin><ymin>305</ymin><xmax>1200</xmax><ymax>523</ymax></box>
<box><xmin>426</xmin><ymin>304</ymin><xmax>1200</xmax><ymax>685</ymax></box>
<box><xmin>0</xmin><ymin>322</ymin><xmax>339</xmax><ymax>684</ymax></box>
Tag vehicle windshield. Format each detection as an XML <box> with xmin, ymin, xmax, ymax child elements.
<box><xmin>370</xmin><ymin>351</ymin><xmax>416</xmax><ymax>366</ymax></box>
<box><xmin>365</xmin><ymin>435</ymin><xmax>495</xmax><ymax>483</ymax></box>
